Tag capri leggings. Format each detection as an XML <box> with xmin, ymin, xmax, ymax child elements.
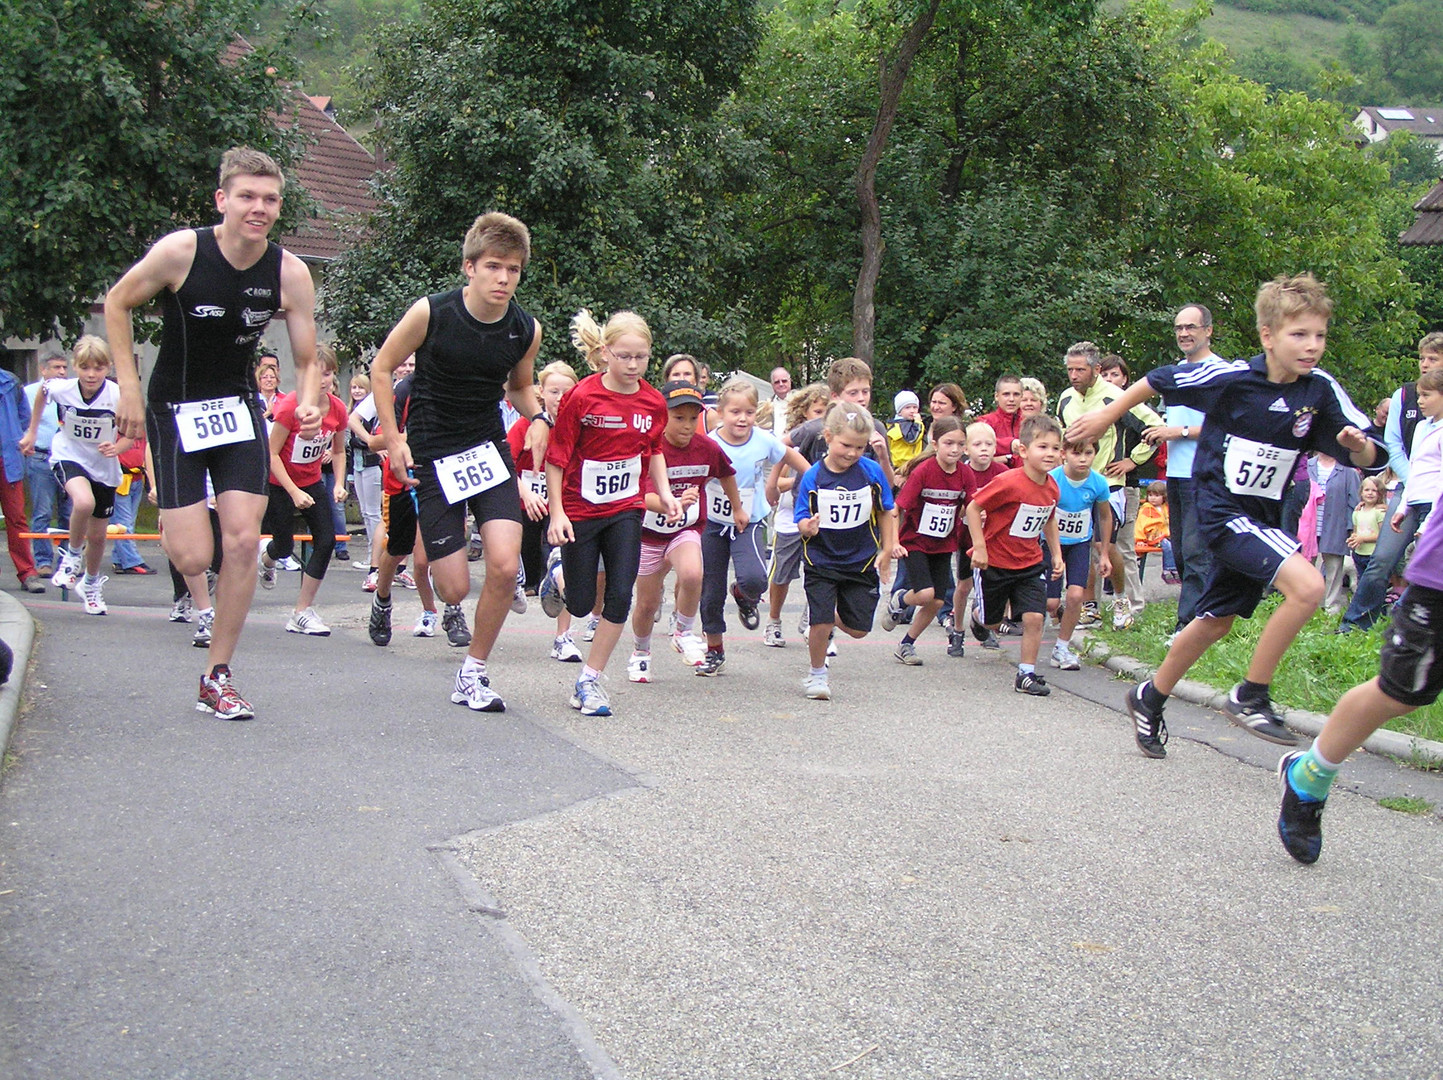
<box><xmin>700</xmin><ymin>521</ymin><xmax>769</xmax><ymax>637</ymax></box>
<box><xmin>261</xmin><ymin>480</ymin><xmax>336</xmax><ymax>580</ymax></box>
<box><xmin>561</xmin><ymin>510</ymin><xmax>643</xmax><ymax>624</ymax></box>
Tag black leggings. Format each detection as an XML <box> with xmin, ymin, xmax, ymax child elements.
<box><xmin>561</xmin><ymin>511</ymin><xmax>643</xmax><ymax>624</ymax></box>
<box><xmin>262</xmin><ymin>480</ymin><xmax>335</xmax><ymax>580</ymax></box>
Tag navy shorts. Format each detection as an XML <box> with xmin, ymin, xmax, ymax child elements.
<box><xmin>1046</xmin><ymin>542</ymin><xmax>1092</xmax><ymax>601</ymax></box>
<box><xmin>413</xmin><ymin>450</ymin><xmax>524</xmax><ymax>562</ymax></box>
<box><xmin>975</xmin><ymin>563</ymin><xmax>1047</xmax><ymax>624</ymax></box>
<box><xmin>803</xmin><ymin>564</ymin><xmax>880</xmax><ymax>633</ymax></box>
<box><xmin>1194</xmin><ymin>517</ymin><xmax>1300</xmax><ymax>620</ymax></box>
<box><xmin>1378</xmin><ymin>584</ymin><xmax>1443</xmax><ymax>708</ymax></box>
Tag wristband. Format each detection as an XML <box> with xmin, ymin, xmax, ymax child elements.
<box><xmin>530</xmin><ymin>411</ymin><xmax>554</xmax><ymax>428</ymax></box>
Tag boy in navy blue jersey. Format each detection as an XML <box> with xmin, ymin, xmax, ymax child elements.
<box><xmin>1069</xmin><ymin>274</ymin><xmax>1385</xmax><ymax>758</ymax></box>
<box><xmin>794</xmin><ymin>403</ymin><xmax>900</xmax><ymax>700</ymax></box>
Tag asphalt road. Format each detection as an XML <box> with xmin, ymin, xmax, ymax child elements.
<box><xmin>2</xmin><ymin>560</ymin><xmax>1442</xmax><ymax>1080</ymax></box>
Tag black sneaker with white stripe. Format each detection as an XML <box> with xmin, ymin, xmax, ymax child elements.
<box><xmin>1126</xmin><ymin>681</ymin><xmax>1168</xmax><ymax>759</ymax></box>
<box><xmin>1223</xmin><ymin>684</ymin><xmax>1298</xmax><ymax>746</ymax></box>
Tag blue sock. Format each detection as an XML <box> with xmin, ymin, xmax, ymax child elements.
<box><xmin>1288</xmin><ymin>746</ymin><xmax>1340</xmax><ymax>802</ymax></box>
<box><xmin>1018</xmin><ymin>663</ymin><xmax>1035</xmax><ymax>675</ymax></box>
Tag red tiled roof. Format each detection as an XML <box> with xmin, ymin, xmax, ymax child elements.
<box><xmin>276</xmin><ymin>91</ymin><xmax>381</xmax><ymax>261</ymax></box>
<box><xmin>1401</xmin><ymin>179</ymin><xmax>1443</xmax><ymax>246</ymax></box>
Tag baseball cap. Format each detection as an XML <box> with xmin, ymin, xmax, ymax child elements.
<box><xmin>662</xmin><ymin>381</ymin><xmax>706</xmax><ymax>409</ymax></box>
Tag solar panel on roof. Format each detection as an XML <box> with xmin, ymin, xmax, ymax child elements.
<box><xmin>1379</xmin><ymin>108</ymin><xmax>1415</xmax><ymax>120</ymax></box>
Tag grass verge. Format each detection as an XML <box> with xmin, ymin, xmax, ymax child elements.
<box><xmin>1087</xmin><ymin>596</ymin><xmax>1443</xmax><ymax>746</ymax></box>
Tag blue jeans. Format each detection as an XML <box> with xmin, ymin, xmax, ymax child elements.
<box><xmin>1341</xmin><ymin>488</ymin><xmax>1417</xmax><ymax>629</ymax></box>
<box><xmin>109</xmin><ymin>479</ymin><xmax>146</xmax><ymax>569</ymax></box>
<box><xmin>25</xmin><ymin>451</ymin><xmax>71</xmax><ymax>568</ymax></box>
<box><xmin>1167</xmin><ymin>477</ymin><xmax>1211</xmax><ymax>628</ymax></box>
<box><xmin>323</xmin><ymin>467</ymin><xmax>349</xmax><ymax>558</ymax></box>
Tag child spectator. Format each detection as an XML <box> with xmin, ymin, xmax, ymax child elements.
<box><xmin>1393</xmin><ymin>368</ymin><xmax>1443</xmax><ymax>536</ymax></box>
<box><xmin>1305</xmin><ymin>451</ymin><xmax>1361</xmax><ymax>615</ymax></box>
<box><xmin>886</xmin><ymin>391</ymin><xmax>925</xmax><ymax>471</ymax></box>
<box><xmin>964</xmin><ymin>414</ymin><xmax>1065</xmax><ymax>696</ymax></box>
<box><xmin>1134</xmin><ymin>480</ymin><xmax>1177</xmax><ymax>584</ymax></box>
<box><xmin>1347</xmin><ymin>475</ymin><xmax>1386</xmax><ymax>583</ymax></box>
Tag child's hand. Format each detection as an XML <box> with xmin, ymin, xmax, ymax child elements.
<box><xmin>333</xmin><ymin>484</ymin><xmax>347</xmax><ymax>505</ymax></box>
<box><xmin>98</xmin><ymin>441</ymin><xmax>120</xmax><ymax>458</ymax></box>
<box><xmin>868</xmin><ymin>429</ymin><xmax>888</xmax><ymax>457</ymax></box>
<box><xmin>19</xmin><ymin>433</ymin><xmax>34</xmax><ymax>456</ymax></box>
<box><xmin>891</xmin><ymin>542</ymin><xmax>907</xmax><ymax>561</ymax></box>
<box><xmin>1050</xmin><ymin>554</ymin><xmax>1065</xmax><ymax>579</ymax></box>
<box><xmin>1098</xmin><ymin>551</ymin><xmax>1112</xmax><ymax>578</ymax></box>
<box><xmin>679</xmin><ymin>486</ymin><xmax>699</xmax><ymax>508</ymax></box>
<box><xmin>1391</xmin><ymin>509</ymin><xmax>1407</xmax><ymax>532</ymax></box>
<box><xmin>1345</xmin><ymin>533</ymin><xmax>1360</xmax><ymax>550</ymax></box>
<box><xmin>661</xmin><ymin>493</ymin><xmax>683</xmax><ymax>525</ymax></box>
<box><xmin>971</xmin><ymin>542</ymin><xmax>988</xmax><ymax>571</ymax></box>
<box><xmin>291</xmin><ymin>489</ymin><xmax>314</xmax><ymax>509</ymax></box>
<box><xmin>520</xmin><ymin>486</ymin><xmax>548</xmax><ymax>522</ymax></box>
<box><xmin>1336</xmin><ymin>426</ymin><xmax>1369</xmax><ymax>455</ymax></box>
<box><xmin>798</xmin><ymin>516</ymin><xmax>820</xmax><ymax>538</ymax></box>
<box><xmin>733</xmin><ymin>505</ymin><xmax>751</xmax><ymax>532</ymax></box>
<box><xmin>547</xmin><ymin>511</ymin><xmax>575</xmax><ymax>547</ymax></box>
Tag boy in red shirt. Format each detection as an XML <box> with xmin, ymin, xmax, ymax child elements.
<box><xmin>964</xmin><ymin>415</ymin><xmax>1065</xmax><ymax>695</ymax></box>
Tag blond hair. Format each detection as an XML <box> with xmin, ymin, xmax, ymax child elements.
<box><xmin>1019</xmin><ymin>377</ymin><xmax>1048</xmax><ymax>411</ymax></box>
<box><xmin>71</xmin><ymin>334</ymin><xmax>112</xmax><ymax>369</ymax></box>
<box><xmin>965</xmin><ymin>421</ymin><xmax>997</xmax><ymax>444</ymax></box>
<box><xmin>462</xmin><ymin>212</ymin><xmax>530</xmax><ymax>269</ymax></box>
<box><xmin>786</xmin><ymin>383</ymin><xmax>829</xmax><ymax>430</ymax></box>
<box><xmin>1255</xmin><ymin>273</ymin><xmax>1333</xmax><ymax>332</ymax></box>
<box><xmin>537</xmin><ymin>359</ymin><xmax>580</xmax><ymax>388</ymax></box>
<box><xmin>822</xmin><ymin>401</ymin><xmax>874</xmax><ymax>439</ymax></box>
<box><xmin>570</xmin><ymin>309</ymin><xmax>652</xmax><ymax>373</ymax></box>
<box><xmin>349</xmin><ymin>373</ymin><xmax>371</xmax><ymax>395</ymax></box>
<box><xmin>219</xmin><ymin>147</ymin><xmax>285</xmax><ymax>193</ymax></box>
<box><xmin>716</xmin><ymin>378</ymin><xmax>758</xmax><ymax>409</ymax></box>
<box><xmin>316</xmin><ymin>342</ymin><xmax>339</xmax><ymax>375</ymax></box>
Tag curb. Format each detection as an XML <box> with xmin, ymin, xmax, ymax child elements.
<box><xmin>0</xmin><ymin>589</ymin><xmax>36</xmax><ymax>773</ymax></box>
<box><xmin>1077</xmin><ymin>636</ymin><xmax>1443</xmax><ymax>768</ymax></box>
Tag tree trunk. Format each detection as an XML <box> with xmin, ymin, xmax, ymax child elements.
<box><xmin>852</xmin><ymin>0</ymin><xmax>940</xmax><ymax>365</ymax></box>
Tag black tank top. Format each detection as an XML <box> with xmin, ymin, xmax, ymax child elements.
<box><xmin>405</xmin><ymin>290</ymin><xmax>536</xmax><ymax>461</ymax></box>
<box><xmin>1400</xmin><ymin>382</ymin><xmax>1422</xmax><ymax>460</ymax></box>
<box><xmin>150</xmin><ymin>228</ymin><xmax>283</xmax><ymax>405</ymax></box>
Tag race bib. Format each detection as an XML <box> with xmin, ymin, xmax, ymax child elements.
<box><xmin>705</xmin><ymin>480</ymin><xmax>754</xmax><ymax>525</ymax></box>
<box><xmin>174</xmin><ymin>397</ymin><xmax>255</xmax><ymax>453</ymax></box>
<box><xmin>435</xmin><ymin>440</ymin><xmax>508</xmax><ymax>505</ymax></box>
<box><xmin>645</xmin><ymin>500</ymin><xmax>701</xmax><ymax>535</ymax></box>
<box><xmin>918</xmin><ymin>501</ymin><xmax>957</xmax><ymax>538</ymax></box>
<box><xmin>816</xmin><ymin>485</ymin><xmax>873</xmax><ymax>530</ymax></box>
<box><xmin>520</xmin><ymin>469</ymin><xmax>547</xmax><ymax>501</ymax></box>
<box><xmin>1055</xmin><ymin>508</ymin><xmax>1091</xmax><ymax>541</ymax></box>
<box><xmin>1223</xmin><ymin>437</ymin><xmax>1296</xmax><ymax>501</ymax></box>
<box><xmin>290</xmin><ymin>432</ymin><xmax>328</xmax><ymax>466</ymax></box>
<box><xmin>1008</xmin><ymin>503</ymin><xmax>1053</xmax><ymax>539</ymax></box>
<box><xmin>63</xmin><ymin>413</ymin><xmax>115</xmax><ymax>444</ymax></box>
<box><xmin>581</xmin><ymin>455</ymin><xmax>641</xmax><ymax>505</ymax></box>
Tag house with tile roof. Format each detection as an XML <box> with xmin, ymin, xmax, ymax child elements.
<box><xmin>1354</xmin><ymin>107</ymin><xmax>1443</xmax><ymax>164</ymax></box>
<box><xmin>1401</xmin><ymin>180</ymin><xmax>1443</xmax><ymax>247</ymax></box>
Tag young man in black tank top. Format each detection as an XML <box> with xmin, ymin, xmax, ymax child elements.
<box><xmin>371</xmin><ymin>212</ymin><xmax>549</xmax><ymax>713</ymax></box>
<box><xmin>105</xmin><ymin>147</ymin><xmax>321</xmax><ymax>721</ymax></box>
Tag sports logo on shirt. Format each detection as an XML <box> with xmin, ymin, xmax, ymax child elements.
<box><xmin>243</xmin><ymin>287</ymin><xmax>273</xmax><ymax>298</ymax></box>
<box><xmin>191</xmin><ymin>305</ymin><xmax>226</xmax><ymax>318</ymax></box>
<box><xmin>581</xmin><ymin>414</ymin><xmax>626</xmax><ymax>429</ymax></box>
<box><xmin>1268</xmin><ymin>397</ymin><xmax>1289</xmax><ymax>413</ymax></box>
<box><xmin>240</xmin><ymin>307</ymin><xmax>271</xmax><ymax>328</ymax></box>
<box><xmin>1291</xmin><ymin>408</ymin><xmax>1315</xmax><ymax>438</ymax></box>
<box><xmin>632</xmin><ymin>413</ymin><xmax>654</xmax><ymax>433</ymax></box>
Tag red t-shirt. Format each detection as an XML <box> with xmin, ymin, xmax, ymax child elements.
<box><xmin>959</xmin><ymin>459</ymin><xmax>1009</xmax><ymax>504</ymax></box>
<box><xmin>967</xmin><ymin>467</ymin><xmax>1059</xmax><ymax>570</ymax></box>
<box><xmin>978</xmin><ymin>408</ymin><xmax>1022</xmax><ymax>466</ymax></box>
<box><xmin>896</xmin><ymin>456</ymin><xmax>966</xmax><ymax>553</ymax></box>
<box><xmin>639</xmin><ymin>430</ymin><xmax>734</xmax><ymax>542</ymax></box>
<box><xmin>544</xmin><ymin>373</ymin><xmax>669</xmax><ymax>521</ymax></box>
<box><xmin>270</xmin><ymin>392</ymin><xmax>349</xmax><ymax>488</ymax></box>
<box><xmin>507</xmin><ymin>415</ymin><xmax>549</xmax><ymax>504</ymax></box>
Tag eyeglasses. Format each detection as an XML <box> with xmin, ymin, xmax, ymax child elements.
<box><xmin>607</xmin><ymin>349</ymin><xmax>650</xmax><ymax>364</ymax></box>
<box><xmin>1174</xmin><ymin>323</ymin><xmax>1204</xmax><ymax>333</ymax></box>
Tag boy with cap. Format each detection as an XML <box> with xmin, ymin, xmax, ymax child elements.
<box><xmin>887</xmin><ymin>390</ymin><xmax>925</xmax><ymax>472</ymax></box>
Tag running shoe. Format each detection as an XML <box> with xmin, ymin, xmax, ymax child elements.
<box><xmin>947</xmin><ymin>631</ymin><xmax>965</xmax><ymax>658</ymax></box>
<box><xmin>1076</xmin><ymin>601</ymin><xmax>1101</xmax><ymax>629</ymax></box>
<box><xmin>395</xmin><ymin>568</ymin><xmax>416</xmax><ymax>589</ymax></box>
<box><xmin>114</xmin><ymin>563</ymin><xmax>154</xmax><ymax>575</ymax></box>
<box><xmin>196</xmin><ymin>670</ymin><xmax>254</xmax><ymax>721</ymax></box>
<box><xmin>970</xmin><ymin>618</ymin><xmax>999</xmax><ymax>650</ymax></box>
<box><xmin>1223</xmin><ymin>684</ymin><xmax>1298</xmax><ymax>746</ymax></box>
<box><xmin>278</xmin><ymin>555</ymin><xmax>303</xmax><ymax>572</ymax></box>
<box><xmin>1014</xmin><ymin>670</ymin><xmax>1051</xmax><ymax>696</ymax></box>
<box><xmin>671</xmin><ymin>632</ymin><xmax>706</xmax><ymax>666</ymax></box>
<box><xmin>826</xmin><ymin>631</ymin><xmax>837</xmax><ymax>658</ymax></box>
<box><xmin>192</xmin><ymin>608</ymin><xmax>214</xmax><ymax>648</ymax></box>
<box><xmin>797</xmin><ymin>609</ymin><xmax>810</xmax><ymax>638</ymax></box>
<box><xmin>894</xmin><ymin>641</ymin><xmax>922</xmax><ymax>666</ymax></box>
<box><xmin>627</xmin><ymin>652</ymin><xmax>652</xmax><ymax>683</ymax></box>
<box><xmin>803</xmin><ymin>672</ymin><xmax>831</xmax><ymax>700</ymax></box>
<box><xmin>468</xmin><ymin>535</ymin><xmax>484</xmax><ymax>562</ymax></box>
<box><xmin>169</xmin><ymin>595</ymin><xmax>195</xmax><ymax>623</ymax></box>
<box><xmin>550</xmin><ymin>634</ymin><xmax>583</xmax><ymax>662</ymax></box>
<box><xmin>443</xmin><ymin>604</ymin><xmax>472</xmax><ymax>647</ymax></box>
<box><xmin>1125</xmin><ymin>682</ymin><xmax>1168</xmax><ymax>759</ymax></box>
<box><xmin>1049</xmin><ymin>643</ymin><xmax>1080</xmax><ymax>671</ymax></box>
<box><xmin>1277</xmin><ymin>751</ymin><xmax>1325</xmax><ymax>864</ymax></box>
<box><xmin>570</xmin><ymin>674</ymin><xmax>611</xmax><ymax>716</ymax></box>
<box><xmin>285</xmin><ymin>607</ymin><xmax>331</xmax><ymax>636</ymax></box>
<box><xmin>731</xmin><ymin>583</ymin><xmax>761</xmax><ymax>631</ymax></box>
<box><xmin>258</xmin><ymin>549</ymin><xmax>276</xmax><ymax>590</ymax></box>
<box><xmin>763</xmin><ymin>621</ymin><xmax>786</xmax><ymax>648</ymax></box>
<box><xmin>581</xmin><ymin>614</ymin><xmax>599</xmax><ymax>642</ymax></box>
<box><xmin>369</xmin><ymin>597</ymin><xmax>393</xmax><ymax>646</ymax></box>
<box><xmin>362</xmin><ymin>569</ymin><xmax>379</xmax><ymax>593</ymax></box>
<box><xmin>539</xmin><ymin>548</ymin><xmax>566</xmax><ymax>618</ymax></box>
<box><xmin>77</xmin><ymin>575</ymin><xmax>108</xmax><ymax>615</ymax></box>
<box><xmin>50</xmin><ymin>549</ymin><xmax>81</xmax><ymax>589</ymax></box>
<box><xmin>413</xmin><ymin>609</ymin><xmax>438</xmax><ymax>637</ymax></box>
<box><xmin>205</xmin><ymin>568</ymin><xmax>218</xmax><ymax>597</ymax></box>
<box><xmin>352</xmin><ymin>560</ymin><xmax>371</xmax><ymax>571</ymax></box>
<box><xmin>452</xmin><ymin>667</ymin><xmax>505</xmax><ymax>712</ymax></box>
<box><xmin>695</xmin><ymin>649</ymin><xmax>726</xmax><ymax>677</ymax></box>
<box><xmin>998</xmin><ymin>619</ymin><xmax>1022</xmax><ymax>637</ymax></box>
<box><xmin>1110</xmin><ymin>598</ymin><xmax>1134</xmax><ymax>631</ymax></box>
<box><xmin>20</xmin><ymin>574</ymin><xmax>45</xmax><ymax>594</ymax></box>
<box><xmin>511</xmin><ymin>565</ymin><xmax>528</xmax><ymax>615</ymax></box>
<box><xmin>881</xmin><ymin>589</ymin><xmax>910</xmax><ymax>633</ymax></box>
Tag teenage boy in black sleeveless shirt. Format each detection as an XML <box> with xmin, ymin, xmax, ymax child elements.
<box><xmin>371</xmin><ymin>212</ymin><xmax>549</xmax><ymax>714</ymax></box>
<box><xmin>106</xmin><ymin>147</ymin><xmax>320</xmax><ymax>721</ymax></box>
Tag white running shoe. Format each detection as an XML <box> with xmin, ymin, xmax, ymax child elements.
<box><xmin>169</xmin><ymin>595</ymin><xmax>195</xmax><ymax>623</ymax></box>
<box><xmin>550</xmin><ymin>634</ymin><xmax>583</xmax><ymax>662</ymax></box>
<box><xmin>395</xmin><ymin>568</ymin><xmax>416</xmax><ymax>589</ymax></box>
<box><xmin>413</xmin><ymin>610</ymin><xmax>438</xmax><ymax>637</ymax></box>
<box><xmin>77</xmin><ymin>575</ymin><xmax>108</xmax><ymax>615</ymax></box>
<box><xmin>192</xmin><ymin>608</ymin><xmax>214</xmax><ymax>648</ymax></box>
<box><xmin>763</xmin><ymin>621</ymin><xmax>785</xmax><ymax>648</ymax></box>
<box><xmin>258</xmin><ymin>549</ymin><xmax>276</xmax><ymax>590</ymax></box>
<box><xmin>581</xmin><ymin>614</ymin><xmax>599</xmax><ymax>642</ymax></box>
<box><xmin>1111</xmin><ymin>598</ymin><xmax>1134</xmax><ymax>631</ymax></box>
<box><xmin>627</xmin><ymin>652</ymin><xmax>652</xmax><ymax>683</ymax></box>
<box><xmin>285</xmin><ymin>607</ymin><xmax>331</xmax><ymax>636</ymax></box>
<box><xmin>451</xmin><ymin>666</ymin><xmax>505</xmax><ymax>712</ymax></box>
<box><xmin>803</xmin><ymin>672</ymin><xmax>831</xmax><ymax>700</ymax></box>
<box><xmin>50</xmin><ymin>549</ymin><xmax>82</xmax><ymax>589</ymax></box>
<box><xmin>570</xmin><ymin>674</ymin><xmax>611</xmax><ymax>716</ymax></box>
<box><xmin>671</xmin><ymin>632</ymin><xmax>707</xmax><ymax>666</ymax></box>
<box><xmin>277</xmin><ymin>555</ymin><xmax>303</xmax><ymax>572</ymax></box>
<box><xmin>1049</xmin><ymin>643</ymin><xmax>1081</xmax><ymax>671</ymax></box>
<box><xmin>511</xmin><ymin>565</ymin><xmax>528</xmax><ymax>614</ymax></box>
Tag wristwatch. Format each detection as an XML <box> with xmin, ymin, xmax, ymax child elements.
<box><xmin>530</xmin><ymin>411</ymin><xmax>554</xmax><ymax>428</ymax></box>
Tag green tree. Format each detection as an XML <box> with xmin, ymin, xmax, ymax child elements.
<box><xmin>0</xmin><ymin>0</ymin><xmax>311</xmax><ymax>341</ymax></box>
<box><xmin>1377</xmin><ymin>1</ymin><xmax>1443</xmax><ymax>100</ymax></box>
<box><xmin>319</xmin><ymin>0</ymin><xmax>764</xmax><ymax>359</ymax></box>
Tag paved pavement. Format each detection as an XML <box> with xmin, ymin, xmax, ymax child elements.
<box><xmin>3</xmin><ymin>561</ymin><xmax>1443</xmax><ymax>1079</ymax></box>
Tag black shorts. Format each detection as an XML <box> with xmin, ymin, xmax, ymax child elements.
<box><xmin>803</xmin><ymin>564</ymin><xmax>880</xmax><ymax>633</ymax></box>
<box><xmin>146</xmin><ymin>397</ymin><xmax>270</xmax><ymax>509</ymax></box>
<box><xmin>1194</xmin><ymin>516</ymin><xmax>1300</xmax><ymax>620</ymax></box>
<box><xmin>1378</xmin><ymin>584</ymin><xmax>1443</xmax><ymax>708</ymax></box>
<box><xmin>903</xmin><ymin>550</ymin><xmax>954</xmax><ymax>598</ymax></box>
<box><xmin>52</xmin><ymin>461</ymin><xmax>115</xmax><ymax>519</ymax></box>
<box><xmin>383</xmin><ymin>489</ymin><xmax>420</xmax><ymax>559</ymax></box>
<box><xmin>413</xmin><ymin>452</ymin><xmax>524</xmax><ymax>561</ymax></box>
<box><xmin>975</xmin><ymin>563</ymin><xmax>1047</xmax><ymax>624</ymax></box>
<box><xmin>1046</xmin><ymin>542</ymin><xmax>1092</xmax><ymax>600</ymax></box>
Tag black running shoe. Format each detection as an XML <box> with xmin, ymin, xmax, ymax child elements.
<box><xmin>443</xmin><ymin>604</ymin><xmax>472</xmax><ymax>648</ymax></box>
<box><xmin>1276</xmin><ymin>751</ymin><xmax>1325</xmax><ymax>864</ymax></box>
<box><xmin>947</xmin><ymin>631</ymin><xmax>965</xmax><ymax>658</ymax></box>
<box><xmin>695</xmin><ymin>648</ymin><xmax>726</xmax><ymax>677</ymax></box>
<box><xmin>1223</xmin><ymin>684</ymin><xmax>1298</xmax><ymax>745</ymax></box>
<box><xmin>1014</xmin><ymin>670</ymin><xmax>1050</xmax><ymax>696</ymax></box>
<box><xmin>368</xmin><ymin>596</ymin><xmax>392</xmax><ymax>647</ymax></box>
<box><xmin>1126</xmin><ymin>682</ymin><xmax>1168</xmax><ymax>759</ymax></box>
<box><xmin>730</xmin><ymin>583</ymin><xmax>760</xmax><ymax>631</ymax></box>
<box><xmin>970</xmin><ymin>618</ymin><xmax>1000</xmax><ymax>650</ymax></box>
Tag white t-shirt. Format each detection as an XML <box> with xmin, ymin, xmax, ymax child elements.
<box><xmin>48</xmin><ymin>378</ymin><xmax>122</xmax><ymax>487</ymax></box>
